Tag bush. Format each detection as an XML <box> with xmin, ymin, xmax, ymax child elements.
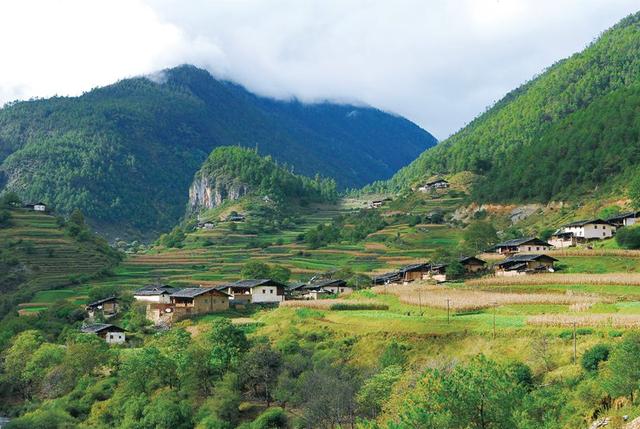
<box><xmin>616</xmin><ymin>225</ymin><xmax>640</xmax><ymax>249</ymax></box>
<box><xmin>581</xmin><ymin>344</ymin><xmax>610</xmax><ymax>372</ymax></box>
<box><xmin>250</xmin><ymin>407</ymin><xmax>288</xmax><ymax>429</ymax></box>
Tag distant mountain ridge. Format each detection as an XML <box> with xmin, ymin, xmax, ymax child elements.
<box><xmin>0</xmin><ymin>65</ymin><xmax>436</xmax><ymax>237</ymax></box>
<box><xmin>382</xmin><ymin>12</ymin><xmax>640</xmax><ymax>203</ymax></box>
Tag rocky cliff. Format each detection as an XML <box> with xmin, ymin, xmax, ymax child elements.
<box><xmin>188</xmin><ymin>174</ymin><xmax>249</xmax><ymax>212</ymax></box>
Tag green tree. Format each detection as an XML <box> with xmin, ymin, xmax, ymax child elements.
<box><xmin>240</xmin><ymin>343</ymin><xmax>283</xmax><ymax>405</ymax></box>
<box><xmin>629</xmin><ymin>174</ymin><xmax>640</xmax><ymax>210</ymax></box>
<box><xmin>0</xmin><ymin>191</ymin><xmax>22</xmax><ymax>208</ymax></box>
<box><xmin>605</xmin><ymin>333</ymin><xmax>640</xmax><ymax>402</ymax></box>
<box><xmin>357</xmin><ymin>365</ymin><xmax>403</xmax><ymax>418</ymax></box>
<box><xmin>581</xmin><ymin>344</ymin><xmax>610</xmax><ymax>372</ymax></box>
<box><xmin>463</xmin><ymin>221</ymin><xmax>498</xmax><ymax>252</ymax></box>
<box><xmin>379</xmin><ymin>340</ymin><xmax>407</xmax><ymax>368</ymax></box>
<box><xmin>615</xmin><ymin>225</ymin><xmax>640</xmax><ymax>249</ymax></box>
<box><xmin>208</xmin><ymin>318</ymin><xmax>249</xmax><ymax>379</ymax></box>
<box><xmin>269</xmin><ymin>265</ymin><xmax>291</xmax><ymax>283</ymax></box>
<box><xmin>241</xmin><ymin>261</ymin><xmax>271</xmax><ymax>279</ymax></box>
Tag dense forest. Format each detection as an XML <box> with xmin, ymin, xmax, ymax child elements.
<box><xmin>0</xmin><ymin>65</ymin><xmax>435</xmax><ymax>237</ymax></box>
<box><xmin>377</xmin><ymin>12</ymin><xmax>640</xmax><ymax>203</ymax></box>
<box><xmin>194</xmin><ymin>146</ymin><xmax>338</xmax><ymax>207</ymax></box>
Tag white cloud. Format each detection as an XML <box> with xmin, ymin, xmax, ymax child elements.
<box><xmin>0</xmin><ymin>0</ymin><xmax>638</xmax><ymax>138</ymax></box>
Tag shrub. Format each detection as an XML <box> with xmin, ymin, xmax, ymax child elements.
<box><xmin>616</xmin><ymin>225</ymin><xmax>640</xmax><ymax>249</ymax></box>
<box><xmin>250</xmin><ymin>407</ymin><xmax>287</xmax><ymax>429</ymax></box>
<box><xmin>581</xmin><ymin>344</ymin><xmax>610</xmax><ymax>372</ymax></box>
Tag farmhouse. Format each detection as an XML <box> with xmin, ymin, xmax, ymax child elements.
<box><xmin>559</xmin><ymin>219</ymin><xmax>615</xmax><ymax>240</ymax></box>
<box><xmin>418</xmin><ymin>178</ymin><xmax>449</xmax><ymax>192</ymax></box>
<box><xmin>85</xmin><ymin>296</ymin><xmax>119</xmax><ymax>319</ymax></box>
<box><xmin>372</xmin><ymin>271</ymin><xmax>402</xmax><ymax>285</ymax></box>
<box><xmin>494</xmin><ymin>254</ymin><xmax>558</xmax><ymax>276</ymax></box>
<box><xmin>398</xmin><ymin>263</ymin><xmax>431</xmax><ymax>282</ymax></box>
<box><xmin>217</xmin><ymin>279</ymin><xmax>286</xmax><ymax>304</ymax></box>
<box><xmin>133</xmin><ymin>285</ymin><xmax>178</xmax><ymax>303</ymax></box>
<box><xmin>429</xmin><ymin>263</ymin><xmax>448</xmax><ymax>282</ymax></box>
<box><xmin>459</xmin><ymin>256</ymin><xmax>486</xmax><ymax>274</ymax></box>
<box><xmin>369</xmin><ymin>197</ymin><xmax>392</xmax><ymax>209</ymax></box>
<box><xmin>169</xmin><ymin>287</ymin><xmax>230</xmax><ymax>319</ymax></box>
<box><xmin>24</xmin><ymin>202</ymin><xmax>47</xmax><ymax>212</ymax></box>
<box><xmin>301</xmin><ymin>279</ymin><xmax>352</xmax><ymax>299</ymax></box>
<box><xmin>548</xmin><ymin>231</ymin><xmax>578</xmax><ymax>249</ymax></box>
<box><xmin>606</xmin><ymin>211</ymin><xmax>640</xmax><ymax>228</ymax></box>
<box><xmin>492</xmin><ymin>237</ymin><xmax>552</xmax><ymax>255</ymax></box>
<box><xmin>227</xmin><ymin>213</ymin><xmax>246</xmax><ymax>222</ymax></box>
<box><xmin>80</xmin><ymin>324</ymin><xmax>126</xmax><ymax>345</ymax></box>
<box><xmin>197</xmin><ymin>221</ymin><xmax>215</xmax><ymax>230</ymax></box>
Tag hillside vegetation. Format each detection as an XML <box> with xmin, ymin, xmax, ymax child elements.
<box><xmin>0</xmin><ymin>65</ymin><xmax>436</xmax><ymax>237</ymax></box>
<box><xmin>382</xmin><ymin>12</ymin><xmax>640</xmax><ymax>203</ymax></box>
<box><xmin>0</xmin><ymin>205</ymin><xmax>121</xmax><ymax>319</ymax></box>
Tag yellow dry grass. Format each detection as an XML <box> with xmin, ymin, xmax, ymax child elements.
<box><xmin>466</xmin><ymin>273</ymin><xmax>640</xmax><ymax>287</ymax></box>
<box><xmin>547</xmin><ymin>249</ymin><xmax>640</xmax><ymax>258</ymax></box>
<box><xmin>280</xmin><ymin>299</ymin><xmax>380</xmax><ymax>310</ymax></box>
<box><xmin>527</xmin><ymin>314</ymin><xmax>640</xmax><ymax>328</ymax></box>
<box><xmin>372</xmin><ymin>283</ymin><xmax>601</xmax><ymax>312</ymax></box>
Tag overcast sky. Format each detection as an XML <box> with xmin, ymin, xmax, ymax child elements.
<box><xmin>0</xmin><ymin>1</ymin><xmax>638</xmax><ymax>139</ymax></box>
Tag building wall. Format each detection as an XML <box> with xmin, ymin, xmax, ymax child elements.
<box><xmin>625</xmin><ymin>218</ymin><xmax>638</xmax><ymax>227</ymax></box>
<box><xmin>34</xmin><ymin>204</ymin><xmax>46</xmax><ymax>211</ymax></box>
<box><xmin>135</xmin><ymin>294</ymin><xmax>172</xmax><ymax>303</ymax></box>
<box><xmin>324</xmin><ymin>286</ymin><xmax>353</xmax><ymax>295</ymax></box>
<box><xmin>103</xmin><ymin>332</ymin><xmax>125</xmax><ymax>344</ymax></box>
<box><xmin>463</xmin><ymin>263</ymin><xmax>485</xmax><ymax>273</ymax></box>
<box><xmin>516</xmin><ymin>244</ymin><xmax>550</xmax><ymax>253</ymax></box>
<box><xmin>562</xmin><ymin>224</ymin><xmax>615</xmax><ymax>239</ymax></box>
<box><xmin>251</xmin><ymin>286</ymin><xmax>284</xmax><ymax>303</ymax></box>
<box><xmin>549</xmin><ymin>237</ymin><xmax>576</xmax><ymax>248</ymax></box>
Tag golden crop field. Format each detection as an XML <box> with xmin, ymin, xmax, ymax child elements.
<box><xmin>466</xmin><ymin>273</ymin><xmax>640</xmax><ymax>287</ymax></box>
<box><xmin>372</xmin><ymin>284</ymin><xmax>602</xmax><ymax>312</ymax></box>
<box><xmin>527</xmin><ymin>314</ymin><xmax>640</xmax><ymax>328</ymax></box>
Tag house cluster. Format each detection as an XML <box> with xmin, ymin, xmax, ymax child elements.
<box><xmin>547</xmin><ymin>215</ymin><xmax>637</xmax><ymax>248</ymax></box>
<box><xmin>490</xmin><ymin>237</ymin><xmax>557</xmax><ymax>276</ymax></box>
<box><xmin>373</xmin><ymin>257</ymin><xmax>486</xmax><ymax>285</ymax></box>
<box><xmin>418</xmin><ymin>178</ymin><xmax>449</xmax><ymax>192</ymax></box>
<box><xmin>287</xmin><ymin>278</ymin><xmax>353</xmax><ymax>300</ymax></box>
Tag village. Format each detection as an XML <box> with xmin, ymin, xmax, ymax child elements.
<box><xmin>77</xmin><ymin>175</ymin><xmax>640</xmax><ymax>346</ymax></box>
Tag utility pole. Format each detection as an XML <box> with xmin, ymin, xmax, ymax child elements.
<box><xmin>573</xmin><ymin>321</ymin><xmax>577</xmax><ymax>365</ymax></box>
<box><xmin>446</xmin><ymin>298</ymin><xmax>450</xmax><ymax>324</ymax></box>
<box><xmin>493</xmin><ymin>301</ymin><xmax>497</xmax><ymax>339</ymax></box>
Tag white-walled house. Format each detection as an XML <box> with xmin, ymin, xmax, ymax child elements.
<box><xmin>217</xmin><ymin>279</ymin><xmax>286</xmax><ymax>304</ymax></box>
<box><xmin>606</xmin><ymin>211</ymin><xmax>640</xmax><ymax>228</ymax></box>
<box><xmin>81</xmin><ymin>324</ymin><xmax>126</xmax><ymax>344</ymax></box>
<box><xmin>492</xmin><ymin>237</ymin><xmax>552</xmax><ymax>255</ymax></box>
<box><xmin>559</xmin><ymin>219</ymin><xmax>615</xmax><ymax>240</ymax></box>
<box><xmin>133</xmin><ymin>285</ymin><xmax>178</xmax><ymax>303</ymax></box>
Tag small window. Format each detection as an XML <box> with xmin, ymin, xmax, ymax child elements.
<box><xmin>262</xmin><ymin>289</ymin><xmax>266</xmax><ymax>294</ymax></box>
<box><xmin>528</xmin><ymin>247</ymin><xmax>531</xmax><ymax>251</ymax></box>
<box><xmin>536</xmin><ymin>247</ymin><xmax>540</xmax><ymax>251</ymax></box>
<box><xmin>594</xmin><ymin>225</ymin><xmax>598</xmax><ymax>229</ymax></box>
<box><xmin>270</xmin><ymin>289</ymin><xmax>273</xmax><ymax>294</ymax></box>
<box><xmin>603</xmin><ymin>232</ymin><xmax>606</xmax><ymax>237</ymax></box>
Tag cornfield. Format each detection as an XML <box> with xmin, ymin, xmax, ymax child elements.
<box><xmin>280</xmin><ymin>299</ymin><xmax>388</xmax><ymax>311</ymax></box>
<box><xmin>547</xmin><ymin>249</ymin><xmax>640</xmax><ymax>258</ymax></box>
<box><xmin>466</xmin><ymin>273</ymin><xmax>640</xmax><ymax>287</ymax></box>
<box><xmin>372</xmin><ymin>284</ymin><xmax>601</xmax><ymax>312</ymax></box>
<box><xmin>527</xmin><ymin>314</ymin><xmax>640</xmax><ymax>328</ymax></box>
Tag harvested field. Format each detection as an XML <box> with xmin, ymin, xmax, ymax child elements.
<box><xmin>280</xmin><ymin>299</ymin><xmax>388</xmax><ymax>311</ymax></box>
<box><xmin>547</xmin><ymin>249</ymin><xmax>640</xmax><ymax>258</ymax></box>
<box><xmin>527</xmin><ymin>314</ymin><xmax>640</xmax><ymax>328</ymax></box>
<box><xmin>466</xmin><ymin>273</ymin><xmax>640</xmax><ymax>287</ymax></box>
<box><xmin>372</xmin><ymin>284</ymin><xmax>602</xmax><ymax>312</ymax></box>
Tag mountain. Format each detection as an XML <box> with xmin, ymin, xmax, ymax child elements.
<box><xmin>188</xmin><ymin>146</ymin><xmax>337</xmax><ymax>213</ymax></box>
<box><xmin>0</xmin><ymin>65</ymin><xmax>436</xmax><ymax>238</ymax></box>
<box><xmin>383</xmin><ymin>12</ymin><xmax>640</xmax><ymax>203</ymax></box>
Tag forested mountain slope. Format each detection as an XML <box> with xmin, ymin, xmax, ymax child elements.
<box><xmin>383</xmin><ymin>12</ymin><xmax>640</xmax><ymax>202</ymax></box>
<box><xmin>0</xmin><ymin>65</ymin><xmax>435</xmax><ymax>237</ymax></box>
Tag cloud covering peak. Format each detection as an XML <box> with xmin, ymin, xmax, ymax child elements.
<box><xmin>0</xmin><ymin>0</ymin><xmax>638</xmax><ymax>137</ymax></box>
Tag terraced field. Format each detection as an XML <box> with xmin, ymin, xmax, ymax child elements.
<box><xmin>0</xmin><ymin>209</ymin><xmax>120</xmax><ymax>314</ymax></box>
<box><xmin>79</xmin><ymin>194</ymin><xmax>465</xmax><ymax>295</ymax></box>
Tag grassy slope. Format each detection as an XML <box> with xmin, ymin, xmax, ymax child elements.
<box><xmin>0</xmin><ymin>209</ymin><xmax>120</xmax><ymax>315</ymax></box>
<box><xmin>382</xmin><ymin>12</ymin><xmax>640</xmax><ymax>204</ymax></box>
